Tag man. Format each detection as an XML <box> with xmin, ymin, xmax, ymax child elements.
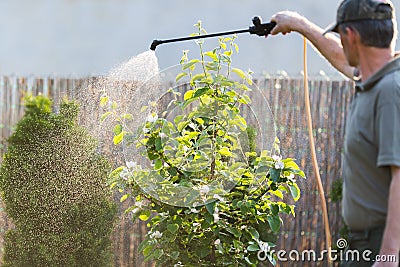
<box><xmin>269</xmin><ymin>0</ymin><xmax>400</xmax><ymax>266</ymax></box>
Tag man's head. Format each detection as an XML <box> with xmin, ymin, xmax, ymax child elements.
<box><xmin>324</xmin><ymin>0</ymin><xmax>397</xmax><ymax>48</ymax></box>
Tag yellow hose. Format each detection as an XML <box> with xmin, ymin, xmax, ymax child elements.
<box><xmin>303</xmin><ymin>37</ymin><xmax>332</xmax><ymax>262</ymax></box>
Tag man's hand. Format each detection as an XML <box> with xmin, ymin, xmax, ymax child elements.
<box><xmin>269</xmin><ymin>11</ymin><xmax>305</xmax><ymax>36</ymax></box>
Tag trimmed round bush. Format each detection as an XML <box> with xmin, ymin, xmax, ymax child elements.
<box><xmin>0</xmin><ymin>95</ymin><xmax>117</xmax><ymax>267</ymax></box>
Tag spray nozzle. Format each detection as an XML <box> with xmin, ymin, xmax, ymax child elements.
<box><xmin>150</xmin><ymin>40</ymin><xmax>161</xmax><ymax>51</ymax></box>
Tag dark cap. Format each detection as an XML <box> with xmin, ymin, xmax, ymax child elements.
<box><xmin>323</xmin><ymin>0</ymin><xmax>394</xmax><ymax>35</ymax></box>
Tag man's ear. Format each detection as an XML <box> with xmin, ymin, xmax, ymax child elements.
<box><xmin>346</xmin><ymin>26</ymin><xmax>360</xmax><ymax>43</ymax></box>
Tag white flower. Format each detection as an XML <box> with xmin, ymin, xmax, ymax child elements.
<box><xmin>143</xmin><ymin>126</ymin><xmax>150</xmax><ymax>133</ymax></box>
<box><xmin>213</xmin><ymin>194</ymin><xmax>224</xmax><ymax>202</ymax></box>
<box><xmin>258</xmin><ymin>240</ymin><xmax>271</xmax><ymax>253</ymax></box>
<box><xmin>159</xmin><ymin>132</ymin><xmax>167</xmax><ymax>138</ymax></box>
<box><xmin>213</xmin><ymin>207</ymin><xmax>220</xmax><ymax>223</ymax></box>
<box><xmin>199</xmin><ymin>185</ymin><xmax>210</xmax><ymax>195</ymax></box>
<box><xmin>126</xmin><ymin>161</ymin><xmax>137</xmax><ymax>169</ymax></box>
<box><xmin>214</xmin><ymin>239</ymin><xmax>221</xmax><ymax>245</ymax></box>
<box><xmin>119</xmin><ymin>168</ymin><xmax>129</xmax><ymax>180</ymax></box>
<box><xmin>146</xmin><ymin>113</ymin><xmax>158</xmax><ymax>123</ymax></box>
<box><xmin>134</xmin><ymin>200</ymin><xmax>147</xmax><ymax>209</ymax></box>
<box><xmin>275</xmin><ymin>161</ymin><xmax>284</xmax><ymax>170</ymax></box>
<box><xmin>150</xmin><ymin>230</ymin><xmax>162</xmax><ymax>239</ymax></box>
<box><xmin>213</xmin><ymin>213</ymin><xmax>220</xmax><ymax>223</ymax></box>
<box><xmin>190</xmin><ymin>208</ymin><xmax>199</xmax><ymax>213</ymax></box>
<box><xmin>288</xmin><ymin>173</ymin><xmax>295</xmax><ymax>180</ymax></box>
<box><xmin>131</xmin><ymin>207</ymin><xmax>140</xmax><ymax>214</ymax></box>
<box><xmin>272</xmin><ymin>155</ymin><xmax>282</xmax><ymax>161</ymax></box>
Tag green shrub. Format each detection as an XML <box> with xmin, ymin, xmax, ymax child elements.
<box><xmin>0</xmin><ymin>95</ymin><xmax>117</xmax><ymax>267</ymax></box>
<box><xmin>105</xmin><ymin>22</ymin><xmax>305</xmax><ymax>266</ymax></box>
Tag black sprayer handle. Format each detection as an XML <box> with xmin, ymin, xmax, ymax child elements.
<box><xmin>249</xmin><ymin>16</ymin><xmax>276</xmax><ymax>36</ymax></box>
<box><xmin>150</xmin><ymin>16</ymin><xmax>276</xmax><ymax>50</ymax></box>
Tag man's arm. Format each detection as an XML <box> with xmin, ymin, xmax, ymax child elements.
<box><xmin>269</xmin><ymin>11</ymin><xmax>356</xmax><ymax>79</ymax></box>
<box><xmin>373</xmin><ymin>166</ymin><xmax>400</xmax><ymax>266</ymax></box>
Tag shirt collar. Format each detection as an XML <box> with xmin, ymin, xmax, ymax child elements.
<box><xmin>355</xmin><ymin>54</ymin><xmax>400</xmax><ymax>92</ymax></box>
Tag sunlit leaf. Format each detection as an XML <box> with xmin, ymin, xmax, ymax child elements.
<box><xmin>204</xmin><ymin>51</ymin><xmax>218</xmax><ymax>61</ymax></box>
<box><xmin>183</xmin><ymin>59</ymin><xmax>200</xmax><ymax>70</ymax></box>
<box><xmin>288</xmin><ymin>182</ymin><xmax>301</xmax><ymax>201</ymax></box>
<box><xmin>176</xmin><ymin>72</ymin><xmax>188</xmax><ymax>82</ymax></box>
<box><xmin>184</xmin><ymin>90</ymin><xmax>194</xmax><ymax>100</ymax></box>
<box><xmin>100</xmin><ymin>111</ymin><xmax>113</xmax><ymax>122</ymax></box>
<box><xmin>120</xmin><ymin>194</ymin><xmax>129</xmax><ymax>202</ymax></box>
<box><xmin>113</xmin><ymin>131</ymin><xmax>124</xmax><ymax>145</ymax></box>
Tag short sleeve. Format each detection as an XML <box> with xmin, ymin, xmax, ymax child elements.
<box><xmin>376</xmin><ymin>83</ymin><xmax>400</xmax><ymax>167</ymax></box>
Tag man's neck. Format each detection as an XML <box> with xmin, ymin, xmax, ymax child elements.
<box><xmin>358</xmin><ymin>47</ymin><xmax>394</xmax><ymax>81</ymax></box>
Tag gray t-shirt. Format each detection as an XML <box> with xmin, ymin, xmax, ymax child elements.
<box><xmin>342</xmin><ymin>56</ymin><xmax>400</xmax><ymax>231</ymax></box>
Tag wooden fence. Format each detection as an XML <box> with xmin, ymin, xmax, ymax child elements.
<box><xmin>0</xmin><ymin>75</ymin><xmax>354</xmax><ymax>266</ymax></box>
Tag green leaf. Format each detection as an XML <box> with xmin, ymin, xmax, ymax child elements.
<box><xmin>100</xmin><ymin>111</ymin><xmax>113</xmax><ymax>122</ymax></box>
<box><xmin>270</xmin><ymin>168</ymin><xmax>281</xmax><ymax>182</ymax></box>
<box><xmin>140</xmin><ymin>105</ymin><xmax>148</xmax><ymax>113</ymax></box>
<box><xmin>113</xmin><ymin>131</ymin><xmax>124</xmax><ymax>145</ymax></box>
<box><xmin>248</xmin><ymin>228</ymin><xmax>260</xmax><ymax>240</ymax></box>
<box><xmin>270</xmin><ymin>190</ymin><xmax>284</xmax><ymax>199</ymax></box>
<box><xmin>176</xmin><ymin>72</ymin><xmax>188</xmax><ymax>82</ymax></box>
<box><xmin>288</xmin><ymin>182</ymin><xmax>301</xmax><ymax>202</ymax></box>
<box><xmin>183</xmin><ymin>59</ymin><xmax>200</xmax><ymax>70</ymax></box>
<box><xmin>234</xmin><ymin>43</ymin><xmax>239</xmax><ymax>53</ymax></box>
<box><xmin>220</xmin><ymin>42</ymin><xmax>227</xmax><ymax>50</ymax></box>
<box><xmin>113</xmin><ymin>124</ymin><xmax>122</xmax><ymax>135</ymax></box>
<box><xmin>206</xmin><ymin>61</ymin><xmax>218</xmax><ymax>71</ymax></box>
<box><xmin>197</xmin><ymin>246</ymin><xmax>211</xmax><ymax>258</ymax></box>
<box><xmin>142</xmin><ymin>245</ymin><xmax>153</xmax><ymax>257</ymax></box>
<box><xmin>120</xmin><ymin>194</ymin><xmax>129</xmax><ymax>202</ymax></box>
<box><xmin>218</xmin><ymin>147</ymin><xmax>233</xmax><ymax>157</ymax></box>
<box><xmin>155</xmin><ymin>137</ymin><xmax>162</xmax><ymax>151</ymax></box>
<box><xmin>206</xmin><ymin>201</ymin><xmax>216</xmax><ymax>215</ymax></box>
<box><xmin>153</xmin><ymin>249</ymin><xmax>164</xmax><ymax>259</ymax></box>
<box><xmin>109</xmin><ymin>166</ymin><xmax>125</xmax><ymax>178</ymax></box>
<box><xmin>170</xmin><ymin>251</ymin><xmax>180</xmax><ymax>260</ymax></box>
<box><xmin>232</xmin><ymin>68</ymin><xmax>247</xmax><ymax>80</ymax></box>
<box><xmin>184</xmin><ymin>90</ymin><xmax>194</xmax><ymax>100</ymax></box>
<box><xmin>139</xmin><ymin>210</ymin><xmax>151</xmax><ymax>221</ymax></box>
<box><xmin>226</xmin><ymin>226</ymin><xmax>242</xmax><ymax>238</ymax></box>
<box><xmin>121</xmin><ymin>113</ymin><xmax>133</xmax><ymax>120</ymax></box>
<box><xmin>193</xmin><ymin>87</ymin><xmax>210</xmax><ymax>98</ymax></box>
<box><xmin>191</xmin><ymin>73</ymin><xmax>206</xmax><ymax>83</ymax></box>
<box><xmin>195</xmin><ymin>117</ymin><xmax>204</xmax><ymax>125</ymax></box>
<box><xmin>154</xmin><ymin>159</ymin><xmax>163</xmax><ymax>170</ymax></box>
<box><xmin>267</xmin><ymin>215</ymin><xmax>281</xmax><ymax>233</ymax></box>
<box><xmin>167</xmin><ymin>223</ymin><xmax>179</xmax><ymax>234</ymax></box>
<box><xmin>100</xmin><ymin>95</ymin><xmax>108</xmax><ymax>107</ymax></box>
<box><xmin>204</xmin><ymin>51</ymin><xmax>218</xmax><ymax>61</ymax></box>
<box><xmin>177</xmin><ymin>121</ymin><xmax>189</xmax><ymax>132</ymax></box>
<box><xmin>247</xmin><ymin>244</ymin><xmax>260</xmax><ymax>252</ymax></box>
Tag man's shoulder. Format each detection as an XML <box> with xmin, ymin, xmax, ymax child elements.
<box><xmin>376</xmin><ymin>70</ymin><xmax>400</xmax><ymax>106</ymax></box>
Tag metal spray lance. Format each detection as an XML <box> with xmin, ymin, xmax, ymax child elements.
<box><xmin>150</xmin><ymin>16</ymin><xmax>276</xmax><ymax>50</ymax></box>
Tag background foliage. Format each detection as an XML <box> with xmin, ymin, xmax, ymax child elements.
<box><xmin>0</xmin><ymin>95</ymin><xmax>117</xmax><ymax>267</ymax></box>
